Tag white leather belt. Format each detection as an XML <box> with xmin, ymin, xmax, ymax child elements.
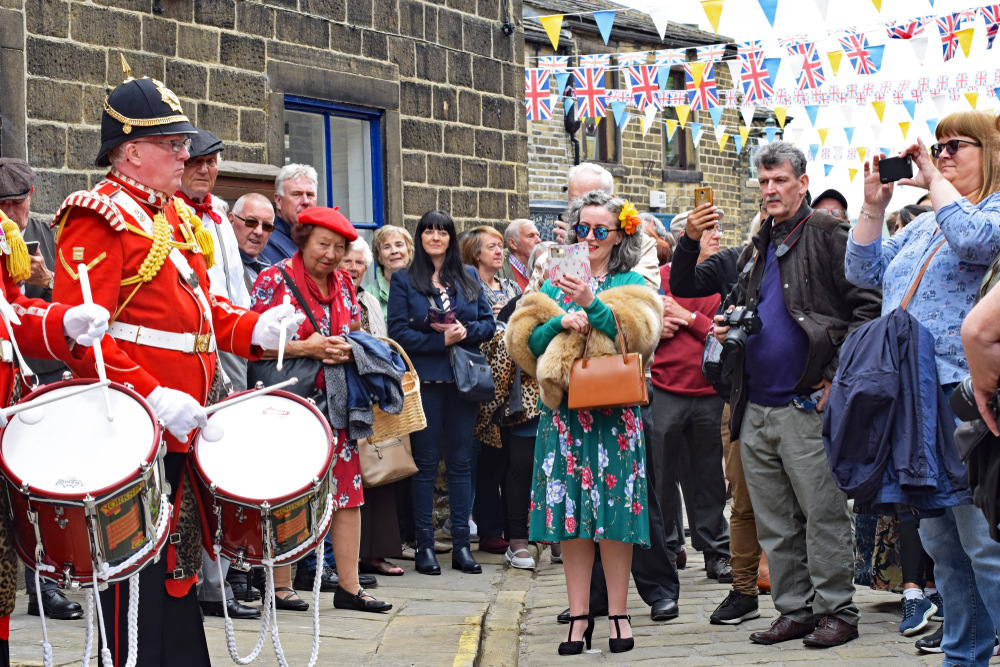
<box><xmin>109</xmin><ymin>322</ymin><xmax>216</xmax><ymax>354</ymax></box>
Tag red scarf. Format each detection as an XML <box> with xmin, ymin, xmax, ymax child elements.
<box><xmin>176</xmin><ymin>191</ymin><xmax>222</xmax><ymax>225</ymax></box>
<box><xmin>290</xmin><ymin>251</ymin><xmax>342</xmax><ymax>339</ymax></box>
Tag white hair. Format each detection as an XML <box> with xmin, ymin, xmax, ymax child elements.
<box><xmin>348</xmin><ymin>235</ymin><xmax>374</xmax><ymax>268</ymax></box>
<box><xmin>232</xmin><ymin>192</ymin><xmax>273</xmax><ymax>218</ymax></box>
<box><xmin>504</xmin><ymin>218</ymin><xmax>533</xmax><ymax>247</ymax></box>
<box><xmin>639</xmin><ymin>212</ymin><xmax>666</xmax><ymax>239</ymax></box>
<box><xmin>567</xmin><ymin>162</ymin><xmax>614</xmax><ymax>194</ymax></box>
<box><xmin>275</xmin><ymin>163</ymin><xmax>318</xmax><ymax>196</ymax></box>
<box><xmin>211</xmin><ymin>196</ymin><xmax>229</xmax><ymax>216</ymax></box>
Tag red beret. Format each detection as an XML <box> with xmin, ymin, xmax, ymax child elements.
<box><xmin>297</xmin><ymin>206</ymin><xmax>358</xmax><ymax>242</ymax></box>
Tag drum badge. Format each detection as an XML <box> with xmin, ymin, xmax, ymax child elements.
<box><xmin>261</xmin><ymin>407</ymin><xmax>290</xmax><ymax>418</ymax></box>
<box><xmin>55</xmin><ymin>477</ymin><xmax>83</xmax><ymax>489</ymax></box>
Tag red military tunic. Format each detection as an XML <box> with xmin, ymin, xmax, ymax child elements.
<box><xmin>51</xmin><ymin>169</ymin><xmax>263</xmax><ymax>453</ymax></box>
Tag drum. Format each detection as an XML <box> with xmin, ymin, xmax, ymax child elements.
<box><xmin>0</xmin><ymin>379</ymin><xmax>168</xmax><ymax>587</ymax></box>
<box><xmin>191</xmin><ymin>387</ymin><xmax>335</xmax><ymax>569</ymax></box>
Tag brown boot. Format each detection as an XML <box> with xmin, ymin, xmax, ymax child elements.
<box><xmin>757</xmin><ymin>551</ymin><xmax>771</xmax><ymax>593</ymax></box>
<box><xmin>749</xmin><ymin>616</ymin><xmax>814</xmax><ymax>645</ymax></box>
<box><xmin>802</xmin><ymin>616</ymin><xmax>859</xmax><ymax>647</ymax></box>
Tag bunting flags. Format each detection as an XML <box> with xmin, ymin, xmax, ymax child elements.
<box><xmin>740</xmin><ymin>53</ymin><xmax>774</xmax><ymax>104</ymax></box>
<box><xmin>838</xmin><ymin>33</ymin><xmax>884</xmax><ymax>75</ymax></box>
<box><xmin>654</xmin><ymin>49</ymin><xmax>686</xmax><ymax>68</ymax></box>
<box><xmin>538</xmin><ymin>56</ymin><xmax>569</xmax><ymax>73</ymax></box>
<box><xmin>827</xmin><ymin>50</ymin><xmax>843</xmax><ymax>76</ymax></box>
<box><xmin>573</xmin><ymin>67</ymin><xmax>607</xmax><ymax>118</ymax></box>
<box><xmin>701</xmin><ymin>0</ymin><xmax>725</xmax><ymax>33</ymax></box>
<box><xmin>580</xmin><ymin>54</ymin><xmax>612</xmax><ymax>67</ymax></box>
<box><xmin>539</xmin><ymin>16</ymin><xmax>563</xmax><ymax>51</ymax></box>
<box><xmin>696</xmin><ymin>44</ymin><xmax>728</xmax><ymax>62</ymax></box>
<box><xmin>757</xmin><ymin>0</ymin><xmax>779</xmax><ymax>27</ymax></box>
<box><xmin>886</xmin><ymin>17</ymin><xmax>926</xmax><ymax>39</ymax></box>
<box><xmin>618</xmin><ymin>52</ymin><xmax>649</xmax><ymax>68</ymax></box>
<box><xmin>788</xmin><ymin>42</ymin><xmax>825</xmax><ymax>91</ymax></box>
<box><xmin>628</xmin><ymin>65</ymin><xmax>661</xmax><ymax>111</ymax></box>
<box><xmin>982</xmin><ymin>5</ymin><xmax>1000</xmax><ymax>48</ymax></box>
<box><xmin>956</xmin><ymin>28</ymin><xmax>975</xmax><ymax>57</ymax></box>
<box><xmin>525</xmin><ymin>69</ymin><xmax>552</xmax><ymax>121</ymax></box>
<box><xmin>593</xmin><ymin>10</ymin><xmax>616</xmax><ymax>46</ymax></box>
<box><xmin>937</xmin><ymin>13</ymin><xmax>963</xmax><ymax>61</ymax></box>
<box><xmin>686</xmin><ymin>61</ymin><xmax>719</xmax><ymax>110</ymax></box>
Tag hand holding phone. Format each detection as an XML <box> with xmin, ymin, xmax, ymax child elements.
<box><xmin>694</xmin><ymin>186</ymin><xmax>714</xmax><ymax>207</ymax></box>
<box><xmin>25</xmin><ymin>241</ymin><xmax>39</xmax><ymax>256</ymax></box>
<box><xmin>878</xmin><ymin>155</ymin><xmax>913</xmax><ymax>184</ymax></box>
<box><xmin>549</xmin><ymin>243</ymin><xmax>591</xmax><ymax>285</ymax></box>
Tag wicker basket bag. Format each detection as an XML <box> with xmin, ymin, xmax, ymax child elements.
<box><xmin>369</xmin><ymin>337</ymin><xmax>427</xmax><ymax>442</ymax></box>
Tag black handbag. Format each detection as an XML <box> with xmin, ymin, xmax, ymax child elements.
<box><xmin>450</xmin><ymin>344</ymin><xmax>496</xmax><ymax>402</ymax></box>
<box><xmin>246</xmin><ymin>266</ymin><xmax>326</xmax><ymax>412</ymax></box>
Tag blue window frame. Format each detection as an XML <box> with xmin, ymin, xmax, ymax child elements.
<box><xmin>283</xmin><ymin>95</ymin><xmax>384</xmax><ymax>230</ymax></box>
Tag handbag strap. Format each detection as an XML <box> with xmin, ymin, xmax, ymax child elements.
<box><xmin>581</xmin><ymin>308</ymin><xmax>629</xmax><ymax>367</ymax></box>
<box><xmin>901</xmin><ymin>237</ymin><xmax>946</xmax><ymax>310</ymax></box>
<box><xmin>276</xmin><ymin>265</ymin><xmax>324</xmax><ymax>335</ymax></box>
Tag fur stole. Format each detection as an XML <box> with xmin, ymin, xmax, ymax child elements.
<box><xmin>506</xmin><ymin>284</ymin><xmax>663</xmax><ymax>410</ymax></box>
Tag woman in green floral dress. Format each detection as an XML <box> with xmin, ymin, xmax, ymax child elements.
<box><xmin>507</xmin><ymin>192</ymin><xmax>663</xmax><ymax>655</ymax></box>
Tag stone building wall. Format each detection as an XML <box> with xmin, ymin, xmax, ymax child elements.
<box><xmin>0</xmin><ymin>0</ymin><xmax>530</xmax><ymax>231</ymax></box>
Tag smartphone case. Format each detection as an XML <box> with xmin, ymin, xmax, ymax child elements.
<box><xmin>549</xmin><ymin>242</ymin><xmax>592</xmax><ymax>285</ymax></box>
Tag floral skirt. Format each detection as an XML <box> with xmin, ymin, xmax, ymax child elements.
<box><xmin>331</xmin><ymin>431</ymin><xmax>364</xmax><ymax>510</ymax></box>
<box><xmin>528</xmin><ymin>403</ymin><xmax>650</xmax><ymax>547</ymax></box>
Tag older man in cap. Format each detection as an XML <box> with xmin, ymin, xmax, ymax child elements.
<box><xmin>50</xmin><ymin>58</ymin><xmax>301</xmax><ymax>666</ymax></box>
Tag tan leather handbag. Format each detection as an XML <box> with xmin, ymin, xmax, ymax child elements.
<box><xmin>567</xmin><ymin>309</ymin><xmax>649</xmax><ymax>411</ymax></box>
<box><xmin>358</xmin><ymin>435</ymin><xmax>418</xmax><ymax>488</ymax></box>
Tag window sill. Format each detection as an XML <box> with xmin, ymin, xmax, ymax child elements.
<box><xmin>662</xmin><ymin>169</ymin><xmax>703</xmax><ymax>183</ymax></box>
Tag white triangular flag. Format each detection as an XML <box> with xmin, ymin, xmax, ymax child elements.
<box><xmin>910</xmin><ymin>36</ymin><xmax>929</xmax><ymax>67</ymax></box>
<box><xmin>833</xmin><ymin>146</ymin><xmax>845</xmax><ymax>160</ymax></box>
<box><xmin>788</xmin><ymin>127</ymin><xmax>803</xmax><ymax>144</ymax></box>
<box><xmin>741</xmin><ymin>105</ymin><xmax>756</xmax><ymax>127</ymax></box>
<box><xmin>714</xmin><ymin>124</ymin><xmax>727</xmax><ymax>140</ymax></box>
<box><xmin>647</xmin><ymin>6</ymin><xmax>669</xmax><ymax>41</ymax></box>
<box><xmin>787</xmin><ymin>54</ymin><xmax>806</xmax><ymax>79</ymax></box>
<box><xmin>692</xmin><ymin>125</ymin><xmax>706</xmax><ymax>146</ymax></box>
<box><xmin>932</xmin><ymin>94</ymin><xmax>948</xmax><ymax>117</ymax></box>
<box><xmin>642</xmin><ymin>103</ymin><xmax>657</xmax><ymax>136</ymax></box>
<box><xmin>871</xmin><ymin>123</ymin><xmax>881</xmax><ymax>142</ymax></box>
<box><xmin>813</xmin><ymin>0</ymin><xmax>831</xmax><ymax>19</ymax></box>
<box><xmin>726</xmin><ymin>60</ymin><xmax>744</xmax><ymax>92</ymax></box>
<box><xmin>840</xmin><ymin>104</ymin><xmax>854</xmax><ymax>125</ymax></box>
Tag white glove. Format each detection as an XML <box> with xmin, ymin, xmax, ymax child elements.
<box><xmin>252</xmin><ymin>303</ymin><xmax>306</xmax><ymax>350</ymax></box>
<box><xmin>146</xmin><ymin>386</ymin><xmax>208</xmax><ymax>442</ymax></box>
<box><xmin>62</xmin><ymin>303</ymin><xmax>111</xmax><ymax>347</ymax></box>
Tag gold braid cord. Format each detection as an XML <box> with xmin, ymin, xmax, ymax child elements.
<box><xmin>115</xmin><ymin>211</ymin><xmax>174</xmax><ymax>322</ymax></box>
<box><xmin>0</xmin><ymin>209</ymin><xmax>30</xmax><ymax>283</ymax></box>
<box><xmin>173</xmin><ymin>200</ymin><xmax>215</xmax><ymax>269</ymax></box>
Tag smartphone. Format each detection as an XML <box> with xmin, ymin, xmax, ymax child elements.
<box><xmin>879</xmin><ymin>156</ymin><xmax>913</xmax><ymax>184</ymax></box>
<box><xmin>694</xmin><ymin>186</ymin><xmax>714</xmax><ymax>207</ymax></box>
<box><xmin>25</xmin><ymin>241</ymin><xmax>39</xmax><ymax>256</ymax></box>
<box><xmin>549</xmin><ymin>243</ymin><xmax>591</xmax><ymax>285</ymax></box>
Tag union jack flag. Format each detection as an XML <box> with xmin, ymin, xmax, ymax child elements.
<box><xmin>847</xmin><ymin>148</ymin><xmax>858</xmax><ymax>161</ymax></box>
<box><xmin>780</xmin><ymin>35</ymin><xmax>808</xmax><ymax>53</ymax></box>
<box><xmin>982</xmin><ymin>5</ymin><xmax>1000</xmax><ymax>49</ymax></box>
<box><xmin>832</xmin><ymin>86</ymin><xmax>848</xmax><ymax>104</ymax></box>
<box><xmin>685</xmin><ymin>61</ymin><xmax>719</xmax><ymax>110</ymax></box>
<box><xmin>774</xmin><ymin>88</ymin><xmax>792</xmax><ymax>106</ymax></box>
<box><xmin>845</xmin><ymin>83</ymin><xmax>858</xmax><ymax>101</ymax></box>
<box><xmin>873</xmin><ymin>88</ymin><xmax>886</xmax><ymax>102</ymax></box>
<box><xmin>892</xmin><ymin>90</ymin><xmax>906</xmax><ymax>105</ymax></box>
<box><xmin>897</xmin><ymin>79</ymin><xmax>910</xmax><ymax>92</ymax></box>
<box><xmin>936</xmin><ymin>13</ymin><xmax>963</xmax><ymax>61</ymax></box>
<box><xmin>916</xmin><ymin>77</ymin><xmax>931</xmax><ymax>93</ymax></box>
<box><xmin>696</xmin><ymin>44</ymin><xmax>727</xmax><ymax>62</ymax></box>
<box><xmin>573</xmin><ymin>67</ymin><xmax>606</xmax><ymax>118</ymax></box>
<box><xmin>879</xmin><ymin>81</ymin><xmax>893</xmax><ymax>94</ymax></box>
<box><xmin>885</xmin><ymin>18</ymin><xmax>925</xmax><ymax>39</ymax></box>
<box><xmin>793</xmin><ymin>90</ymin><xmax>808</xmax><ymax>106</ymax></box>
<box><xmin>862</xmin><ymin>82</ymin><xmax>875</xmax><ymax>98</ymax></box>
<box><xmin>618</xmin><ymin>52</ymin><xmax>649</xmax><ymax>67</ymax></box>
<box><xmin>738</xmin><ymin>40</ymin><xmax>764</xmax><ymax>58</ymax></box>
<box><xmin>977</xmin><ymin>70</ymin><xmax>989</xmax><ymax>88</ymax></box>
<box><xmin>958</xmin><ymin>9</ymin><xmax>978</xmax><ymax>24</ymax></box>
<box><xmin>787</xmin><ymin>42</ymin><xmax>824</xmax><ymax>91</ymax></box>
<box><xmin>725</xmin><ymin>90</ymin><xmax>739</xmax><ymax>109</ymax></box>
<box><xmin>740</xmin><ymin>53</ymin><xmax>773</xmax><ymax>104</ymax></box>
<box><xmin>818</xmin><ymin>91</ymin><xmax>832</xmax><ymax>107</ymax></box>
<box><xmin>838</xmin><ymin>33</ymin><xmax>881</xmax><ymax>75</ymax></box>
<box><xmin>654</xmin><ymin>49</ymin><xmax>686</xmax><ymax>68</ymax></box>
<box><xmin>822</xmin><ymin>147</ymin><xmax>831</xmax><ymax>160</ymax></box>
<box><xmin>538</xmin><ymin>56</ymin><xmax>569</xmax><ymax>73</ymax></box>
<box><xmin>995</xmin><ymin>69</ymin><xmax>1000</xmax><ymax>85</ymax></box>
<box><xmin>956</xmin><ymin>73</ymin><xmax>969</xmax><ymax>90</ymax></box>
<box><xmin>628</xmin><ymin>64</ymin><xmax>661</xmax><ymax>110</ymax></box>
<box><xmin>937</xmin><ymin>74</ymin><xmax>950</xmax><ymax>90</ymax></box>
<box><xmin>949</xmin><ymin>86</ymin><xmax>963</xmax><ymax>102</ymax></box>
<box><xmin>525</xmin><ymin>69</ymin><xmax>552</xmax><ymax>120</ymax></box>
<box><xmin>580</xmin><ymin>54</ymin><xmax>612</xmax><ymax>67</ymax></box>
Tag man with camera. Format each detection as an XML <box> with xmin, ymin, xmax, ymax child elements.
<box><xmin>715</xmin><ymin>142</ymin><xmax>881</xmax><ymax>648</ymax></box>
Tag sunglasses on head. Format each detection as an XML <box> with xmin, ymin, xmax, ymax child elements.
<box><xmin>233</xmin><ymin>214</ymin><xmax>275</xmax><ymax>232</ymax></box>
<box><xmin>574</xmin><ymin>224</ymin><xmax>618</xmax><ymax>241</ymax></box>
<box><xmin>930</xmin><ymin>139</ymin><xmax>982</xmax><ymax>159</ymax></box>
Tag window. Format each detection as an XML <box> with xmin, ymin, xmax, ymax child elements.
<box><xmin>747</xmin><ymin>140</ymin><xmax>761</xmax><ymax>180</ymax></box>
<box><xmin>661</xmin><ymin>71</ymin><xmax>690</xmax><ymax>170</ymax></box>
<box><xmin>578</xmin><ymin>70</ymin><xmax>618</xmax><ymax>163</ymax></box>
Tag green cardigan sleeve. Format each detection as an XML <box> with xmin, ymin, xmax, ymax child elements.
<box><xmin>528</xmin><ymin>280</ymin><xmax>565</xmax><ymax>357</ymax></box>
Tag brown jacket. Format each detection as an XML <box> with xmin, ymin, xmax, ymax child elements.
<box><xmin>728</xmin><ymin>201</ymin><xmax>882</xmax><ymax>439</ymax></box>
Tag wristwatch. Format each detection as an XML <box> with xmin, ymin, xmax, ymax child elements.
<box><xmin>687</xmin><ymin>311</ymin><xmax>697</xmax><ymax>327</ymax></box>
<box><xmin>45</xmin><ymin>274</ymin><xmax>54</xmax><ymax>291</ymax></box>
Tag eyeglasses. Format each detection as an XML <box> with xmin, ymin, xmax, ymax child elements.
<box><xmin>814</xmin><ymin>208</ymin><xmax>846</xmax><ymax>219</ymax></box>
<box><xmin>138</xmin><ymin>138</ymin><xmax>193</xmax><ymax>154</ymax></box>
<box><xmin>930</xmin><ymin>139</ymin><xmax>982</xmax><ymax>159</ymax></box>
<box><xmin>233</xmin><ymin>214</ymin><xmax>275</xmax><ymax>232</ymax></box>
<box><xmin>574</xmin><ymin>224</ymin><xmax>619</xmax><ymax>241</ymax></box>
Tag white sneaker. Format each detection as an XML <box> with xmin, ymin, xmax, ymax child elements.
<box><xmin>504</xmin><ymin>547</ymin><xmax>536</xmax><ymax>570</ymax></box>
<box><xmin>469</xmin><ymin>518</ymin><xmax>479</xmax><ymax>543</ymax></box>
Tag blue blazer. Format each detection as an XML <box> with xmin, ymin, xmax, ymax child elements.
<box><xmin>387</xmin><ymin>266</ymin><xmax>496</xmax><ymax>382</ymax></box>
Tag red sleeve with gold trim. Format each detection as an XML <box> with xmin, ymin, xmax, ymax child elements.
<box><xmin>1</xmin><ymin>268</ymin><xmax>73</xmax><ymax>365</ymax></box>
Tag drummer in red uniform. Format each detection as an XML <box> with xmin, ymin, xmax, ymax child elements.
<box><xmin>50</xmin><ymin>58</ymin><xmax>302</xmax><ymax>667</ymax></box>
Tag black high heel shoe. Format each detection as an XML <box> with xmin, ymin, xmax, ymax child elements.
<box><xmin>558</xmin><ymin>613</ymin><xmax>594</xmax><ymax>655</ymax></box>
<box><xmin>608</xmin><ymin>615</ymin><xmax>634</xmax><ymax>653</ymax></box>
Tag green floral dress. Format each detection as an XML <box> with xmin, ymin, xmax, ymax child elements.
<box><xmin>527</xmin><ymin>272</ymin><xmax>650</xmax><ymax>547</ymax></box>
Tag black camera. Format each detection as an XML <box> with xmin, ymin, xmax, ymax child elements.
<box><xmin>951</xmin><ymin>376</ymin><xmax>1000</xmax><ymax>422</ymax></box>
<box><xmin>718</xmin><ymin>306</ymin><xmax>763</xmax><ymax>373</ymax></box>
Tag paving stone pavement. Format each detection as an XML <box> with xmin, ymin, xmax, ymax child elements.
<box><xmin>519</xmin><ymin>548</ymin><xmax>950</xmax><ymax>667</ymax></box>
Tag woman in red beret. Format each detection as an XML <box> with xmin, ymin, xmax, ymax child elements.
<box><xmin>250</xmin><ymin>207</ymin><xmax>391</xmax><ymax>614</ymax></box>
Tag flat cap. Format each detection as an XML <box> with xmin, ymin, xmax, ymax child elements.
<box><xmin>0</xmin><ymin>159</ymin><xmax>36</xmax><ymax>201</ymax></box>
<box><xmin>188</xmin><ymin>128</ymin><xmax>224</xmax><ymax>159</ymax></box>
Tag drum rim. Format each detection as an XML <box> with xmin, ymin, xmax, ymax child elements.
<box><xmin>191</xmin><ymin>388</ymin><xmax>336</xmax><ymax>506</ymax></box>
<box><xmin>0</xmin><ymin>379</ymin><xmax>163</xmax><ymax>501</ymax></box>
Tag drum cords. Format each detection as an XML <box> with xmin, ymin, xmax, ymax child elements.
<box><xmin>215</xmin><ymin>493</ymin><xmax>334</xmax><ymax>667</ymax></box>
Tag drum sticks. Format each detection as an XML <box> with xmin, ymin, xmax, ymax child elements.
<box><xmin>203</xmin><ymin>377</ymin><xmax>299</xmax><ymax>416</ymax></box>
<box><xmin>4</xmin><ymin>380</ymin><xmax>110</xmax><ymax>421</ymax></box>
<box><xmin>77</xmin><ymin>264</ymin><xmax>114</xmax><ymax>422</ymax></box>
<box><xmin>276</xmin><ymin>294</ymin><xmax>291</xmax><ymax>371</ymax></box>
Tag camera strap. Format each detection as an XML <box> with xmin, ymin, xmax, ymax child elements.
<box><xmin>753</xmin><ymin>213</ymin><xmax>813</xmax><ymax>286</ymax></box>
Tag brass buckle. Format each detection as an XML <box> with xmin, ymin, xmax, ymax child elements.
<box><xmin>194</xmin><ymin>334</ymin><xmax>212</xmax><ymax>353</ymax></box>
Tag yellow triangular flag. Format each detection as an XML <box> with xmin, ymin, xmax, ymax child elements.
<box><xmin>700</xmin><ymin>0</ymin><xmax>725</xmax><ymax>34</ymax></box>
<box><xmin>956</xmin><ymin>28</ymin><xmax>975</xmax><ymax>57</ymax></box>
<box><xmin>718</xmin><ymin>134</ymin><xmax>729</xmax><ymax>151</ymax></box>
<box><xmin>966</xmin><ymin>92</ymin><xmax>978</xmax><ymax>109</ymax></box>
<box><xmin>827</xmin><ymin>51</ymin><xmax>843</xmax><ymax>77</ymax></box>
<box><xmin>774</xmin><ymin>106</ymin><xmax>787</xmax><ymax>128</ymax></box>
<box><xmin>857</xmin><ymin>147</ymin><xmax>867</xmax><ymax>163</ymax></box>
<box><xmin>739</xmin><ymin>125</ymin><xmax>751</xmax><ymax>145</ymax></box>
<box><xmin>539</xmin><ymin>15</ymin><xmax>563</xmax><ymax>51</ymax></box>
<box><xmin>849</xmin><ymin>168</ymin><xmax>859</xmax><ymax>182</ymax></box>
<box><xmin>594</xmin><ymin>117</ymin><xmax>601</xmax><ymax>126</ymax></box>
<box><xmin>666</xmin><ymin>118</ymin><xmax>678</xmax><ymax>139</ymax></box>
<box><xmin>899</xmin><ymin>121</ymin><xmax>910</xmax><ymax>139</ymax></box>
<box><xmin>818</xmin><ymin>129</ymin><xmax>829</xmax><ymax>146</ymax></box>
<box><xmin>675</xmin><ymin>104</ymin><xmax>691</xmax><ymax>128</ymax></box>
<box><xmin>871</xmin><ymin>101</ymin><xmax>886</xmax><ymax>123</ymax></box>
<box><xmin>870</xmin><ymin>0</ymin><xmax>882</xmax><ymax>12</ymax></box>
<box><xmin>689</xmin><ymin>62</ymin><xmax>707</xmax><ymax>89</ymax></box>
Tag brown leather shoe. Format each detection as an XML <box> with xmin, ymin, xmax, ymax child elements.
<box><xmin>802</xmin><ymin>616</ymin><xmax>859</xmax><ymax>647</ymax></box>
<box><xmin>749</xmin><ymin>616</ymin><xmax>814</xmax><ymax>645</ymax></box>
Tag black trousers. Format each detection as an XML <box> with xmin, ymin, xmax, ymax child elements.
<box><xmin>589</xmin><ymin>383</ymin><xmax>680</xmax><ymax>607</ymax></box>
<box><xmin>505</xmin><ymin>433</ymin><xmax>536</xmax><ymax>541</ymax></box>
<box><xmin>899</xmin><ymin>518</ymin><xmax>935</xmax><ymax>588</ymax></box>
<box><xmin>99</xmin><ymin>453</ymin><xmax>210</xmax><ymax>667</ymax></box>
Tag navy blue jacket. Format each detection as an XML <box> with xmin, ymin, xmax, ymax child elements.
<box><xmin>387</xmin><ymin>266</ymin><xmax>496</xmax><ymax>382</ymax></box>
<box><xmin>260</xmin><ymin>215</ymin><xmax>297</xmax><ymax>267</ymax></box>
<box><xmin>823</xmin><ymin>307</ymin><xmax>971</xmax><ymax>514</ymax></box>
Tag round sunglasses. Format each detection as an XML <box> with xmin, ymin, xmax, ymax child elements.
<box><xmin>574</xmin><ymin>224</ymin><xmax>620</xmax><ymax>241</ymax></box>
<box><xmin>930</xmin><ymin>139</ymin><xmax>981</xmax><ymax>159</ymax></box>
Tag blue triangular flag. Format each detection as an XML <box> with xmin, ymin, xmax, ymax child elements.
<box><xmin>824</xmin><ymin>164</ymin><xmax>834</xmax><ymax>176</ymax></box>
<box><xmin>902</xmin><ymin>100</ymin><xmax>917</xmax><ymax>120</ymax></box>
<box><xmin>845</xmin><ymin>127</ymin><xmax>855</xmax><ymax>144</ymax></box>
<box><xmin>928</xmin><ymin>0</ymin><xmax>934</xmax><ymax>6</ymax></box>
<box><xmin>564</xmin><ymin>97</ymin><xmax>575</xmax><ymax>116</ymax></box>
<box><xmin>690</xmin><ymin>122</ymin><xmax>704</xmax><ymax>145</ymax></box>
<box><xmin>926</xmin><ymin>118</ymin><xmax>938</xmax><ymax>136</ymax></box>
<box><xmin>610</xmin><ymin>101</ymin><xmax>628</xmax><ymax>126</ymax></box>
<box><xmin>593</xmin><ymin>10</ymin><xmax>616</xmax><ymax>46</ymax></box>
<box><xmin>554</xmin><ymin>71</ymin><xmax>571</xmax><ymax>96</ymax></box>
<box><xmin>708</xmin><ymin>106</ymin><xmax>724</xmax><ymax>127</ymax></box>
<box><xmin>867</xmin><ymin>45</ymin><xmax>885</xmax><ymax>73</ymax></box>
<box><xmin>995</xmin><ymin>87</ymin><xmax>1000</xmax><ymax>101</ymax></box>
<box><xmin>809</xmin><ymin>144</ymin><xmax>820</xmax><ymax>160</ymax></box>
<box><xmin>880</xmin><ymin>146</ymin><xmax>891</xmax><ymax>157</ymax></box>
<box><xmin>765</xmin><ymin>126</ymin><xmax>778</xmax><ymax>142</ymax></box>
<box><xmin>763</xmin><ymin>58</ymin><xmax>781</xmax><ymax>89</ymax></box>
<box><xmin>735</xmin><ymin>134</ymin><xmax>744</xmax><ymax>153</ymax></box>
<box><xmin>805</xmin><ymin>105</ymin><xmax>820</xmax><ymax>127</ymax></box>
<box><xmin>658</xmin><ymin>67</ymin><xmax>671</xmax><ymax>90</ymax></box>
<box><xmin>757</xmin><ymin>0</ymin><xmax>779</xmax><ymax>27</ymax></box>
